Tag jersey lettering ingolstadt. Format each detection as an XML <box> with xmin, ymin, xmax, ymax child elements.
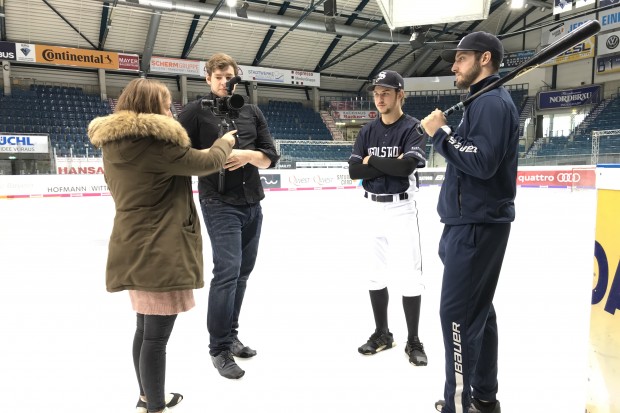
<box><xmin>368</xmin><ymin>146</ymin><xmax>400</xmax><ymax>157</ymax></box>
<box><xmin>448</xmin><ymin>135</ymin><xmax>478</xmax><ymax>153</ymax></box>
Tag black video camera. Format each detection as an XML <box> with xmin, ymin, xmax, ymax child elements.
<box><xmin>200</xmin><ymin>75</ymin><xmax>244</xmax><ymax>194</ymax></box>
<box><xmin>201</xmin><ymin>76</ymin><xmax>244</xmax><ymax>118</ymax></box>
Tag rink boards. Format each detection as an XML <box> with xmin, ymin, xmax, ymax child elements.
<box><xmin>0</xmin><ymin>165</ymin><xmax>597</xmax><ymax>198</ymax></box>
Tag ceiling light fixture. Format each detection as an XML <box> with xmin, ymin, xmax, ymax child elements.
<box><xmin>376</xmin><ymin>0</ymin><xmax>491</xmax><ymax>29</ymax></box>
<box><xmin>325</xmin><ymin>17</ymin><xmax>336</xmax><ymax>33</ymax></box>
<box><xmin>511</xmin><ymin>0</ymin><xmax>525</xmax><ymax>8</ymax></box>
<box><xmin>235</xmin><ymin>1</ymin><xmax>249</xmax><ymax>18</ymax></box>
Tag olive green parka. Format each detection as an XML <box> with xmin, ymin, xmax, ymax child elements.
<box><xmin>88</xmin><ymin>110</ymin><xmax>233</xmax><ymax>293</ymax></box>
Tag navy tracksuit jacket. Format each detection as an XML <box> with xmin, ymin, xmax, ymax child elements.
<box><xmin>430</xmin><ymin>74</ymin><xmax>519</xmax><ymax>413</ymax></box>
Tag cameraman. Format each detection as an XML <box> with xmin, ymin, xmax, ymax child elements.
<box><xmin>179</xmin><ymin>53</ymin><xmax>280</xmax><ymax>380</ymax></box>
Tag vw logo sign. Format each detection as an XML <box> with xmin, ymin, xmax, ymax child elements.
<box><xmin>556</xmin><ymin>172</ymin><xmax>581</xmax><ymax>183</ymax></box>
<box><xmin>606</xmin><ymin>35</ymin><xmax>619</xmax><ymax>50</ymax></box>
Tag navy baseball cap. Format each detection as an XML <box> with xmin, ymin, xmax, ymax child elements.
<box><xmin>441</xmin><ymin>31</ymin><xmax>504</xmax><ymax>64</ymax></box>
<box><xmin>367</xmin><ymin>70</ymin><xmax>404</xmax><ymax>91</ymax></box>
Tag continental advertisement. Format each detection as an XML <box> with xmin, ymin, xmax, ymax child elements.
<box><xmin>587</xmin><ymin>164</ymin><xmax>620</xmax><ymax>413</ymax></box>
<box><xmin>36</xmin><ymin>44</ymin><xmax>138</xmax><ymax>70</ymax></box>
<box><xmin>0</xmin><ymin>41</ymin><xmax>139</xmax><ymax>71</ymax></box>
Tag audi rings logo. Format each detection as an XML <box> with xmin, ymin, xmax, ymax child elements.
<box><xmin>606</xmin><ymin>35</ymin><xmax>620</xmax><ymax>51</ymax></box>
<box><xmin>556</xmin><ymin>172</ymin><xmax>580</xmax><ymax>183</ymax></box>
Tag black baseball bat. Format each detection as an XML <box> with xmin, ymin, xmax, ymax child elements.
<box><xmin>419</xmin><ymin>19</ymin><xmax>601</xmax><ymax>131</ymax></box>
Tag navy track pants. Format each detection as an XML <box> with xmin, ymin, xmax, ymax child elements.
<box><xmin>438</xmin><ymin>223</ymin><xmax>511</xmax><ymax>413</ymax></box>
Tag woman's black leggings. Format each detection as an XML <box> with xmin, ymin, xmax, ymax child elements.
<box><xmin>133</xmin><ymin>313</ymin><xmax>177</xmax><ymax>412</ymax></box>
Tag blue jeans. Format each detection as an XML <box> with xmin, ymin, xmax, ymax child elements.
<box><xmin>133</xmin><ymin>313</ymin><xmax>177</xmax><ymax>412</ymax></box>
<box><xmin>200</xmin><ymin>198</ymin><xmax>263</xmax><ymax>356</ymax></box>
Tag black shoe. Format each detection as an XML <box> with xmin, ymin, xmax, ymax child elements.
<box><xmin>469</xmin><ymin>398</ymin><xmax>501</xmax><ymax>413</ymax></box>
<box><xmin>404</xmin><ymin>336</ymin><xmax>427</xmax><ymax>366</ymax></box>
<box><xmin>434</xmin><ymin>398</ymin><xmax>501</xmax><ymax>413</ymax></box>
<box><xmin>358</xmin><ymin>329</ymin><xmax>395</xmax><ymax>355</ymax></box>
<box><xmin>231</xmin><ymin>336</ymin><xmax>257</xmax><ymax>358</ymax></box>
<box><xmin>136</xmin><ymin>393</ymin><xmax>183</xmax><ymax>412</ymax></box>
<box><xmin>211</xmin><ymin>350</ymin><xmax>245</xmax><ymax>379</ymax></box>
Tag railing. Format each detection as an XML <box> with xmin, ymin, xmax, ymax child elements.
<box><xmin>8</xmin><ymin>77</ymin><xmax>100</xmax><ymax>95</ymax></box>
<box><xmin>257</xmin><ymin>96</ymin><xmax>314</xmax><ymax>109</ymax></box>
<box><xmin>322</xmin><ymin>83</ymin><xmax>530</xmax><ymax>112</ymax></box>
<box><xmin>518</xmin><ymin>152</ymin><xmax>619</xmax><ymax>166</ymax></box>
<box><xmin>275</xmin><ymin>139</ymin><xmax>353</xmax><ymax>162</ymax></box>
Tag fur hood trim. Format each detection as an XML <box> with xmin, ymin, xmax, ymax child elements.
<box><xmin>88</xmin><ymin>111</ymin><xmax>191</xmax><ymax>148</ymax></box>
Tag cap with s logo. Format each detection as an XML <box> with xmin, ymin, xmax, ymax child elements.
<box><xmin>367</xmin><ymin>70</ymin><xmax>404</xmax><ymax>91</ymax></box>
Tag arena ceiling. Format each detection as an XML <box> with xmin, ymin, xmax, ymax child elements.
<box><xmin>1</xmin><ymin>0</ymin><xmax>563</xmax><ymax>93</ymax></box>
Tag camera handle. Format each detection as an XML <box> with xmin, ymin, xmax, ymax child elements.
<box><xmin>217</xmin><ymin>117</ymin><xmax>237</xmax><ymax>194</ymax></box>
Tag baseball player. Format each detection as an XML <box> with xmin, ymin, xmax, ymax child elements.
<box><xmin>422</xmin><ymin>31</ymin><xmax>518</xmax><ymax>413</ymax></box>
<box><xmin>348</xmin><ymin>70</ymin><xmax>428</xmax><ymax>366</ymax></box>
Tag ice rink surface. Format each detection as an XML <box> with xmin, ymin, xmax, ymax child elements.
<box><xmin>1</xmin><ymin>185</ymin><xmax>597</xmax><ymax>413</ymax></box>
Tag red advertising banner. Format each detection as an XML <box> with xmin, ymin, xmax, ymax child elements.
<box><xmin>517</xmin><ymin>168</ymin><xmax>595</xmax><ymax>188</ymax></box>
<box><xmin>118</xmin><ymin>53</ymin><xmax>140</xmax><ymax>71</ymax></box>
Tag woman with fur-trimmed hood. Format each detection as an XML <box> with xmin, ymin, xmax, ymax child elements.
<box><xmin>88</xmin><ymin>78</ymin><xmax>235</xmax><ymax>413</ymax></box>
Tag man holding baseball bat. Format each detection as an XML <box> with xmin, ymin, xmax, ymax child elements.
<box><xmin>421</xmin><ymin>32</ymin><xmax>519</xmax><ymax>413</ymax></box>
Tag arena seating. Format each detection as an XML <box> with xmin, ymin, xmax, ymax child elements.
<box><xmin>403</xmin><ymin>94</ymin><xmax>462</xmax><ymax>122</ymax></box>
<box><xmin>573</xmin><ymin>96</ymin><xmax>620</xmax><ymax>153</ymax></box>
<box><xmin>263</xmin><ymin>90</ymin><xmax>530</xmax><ymax>163</ymax></box>
<box><xmin>0</xmin><ymin>85</ymin><xmax>110</xmax><ymax>157</ymax></box>
<box><xmin>402</xmin><ymin>89</ymin><xmax>528</xmax><ymax>124</ymax></box>
<box><xmin>9</xmin><ymin>85</ymin><xmax>610</xmax><ymax>164</ymax></box>
<box><xmin>259</xmin><ymin>100</ymin><xmax>332</xmax><ymax>141</ymax></box>
<box><xmin>527</xmin><ymin>95</ymin><xmax>620</xmax><ymax>158</ymax></box>
<box><xmin>278</xmin><ymin>142</ymin><xmax>352</xmax><ymax>162</ymax></box>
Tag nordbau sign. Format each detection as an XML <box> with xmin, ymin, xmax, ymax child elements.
<box><xmin>538</xmin><ymin>84</ymin><xmax>601</xmax><ymax>110</ymax></box>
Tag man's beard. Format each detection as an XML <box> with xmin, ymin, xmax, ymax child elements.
<box><xmin>379</xmin><ymin>105</ymin><xmax>393</xmax><ymax>115</ymax></box>
<box><xmin>456</xmin><ymin>59</ymin><xmax>481</xmax><ymax>89</ymax></box>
